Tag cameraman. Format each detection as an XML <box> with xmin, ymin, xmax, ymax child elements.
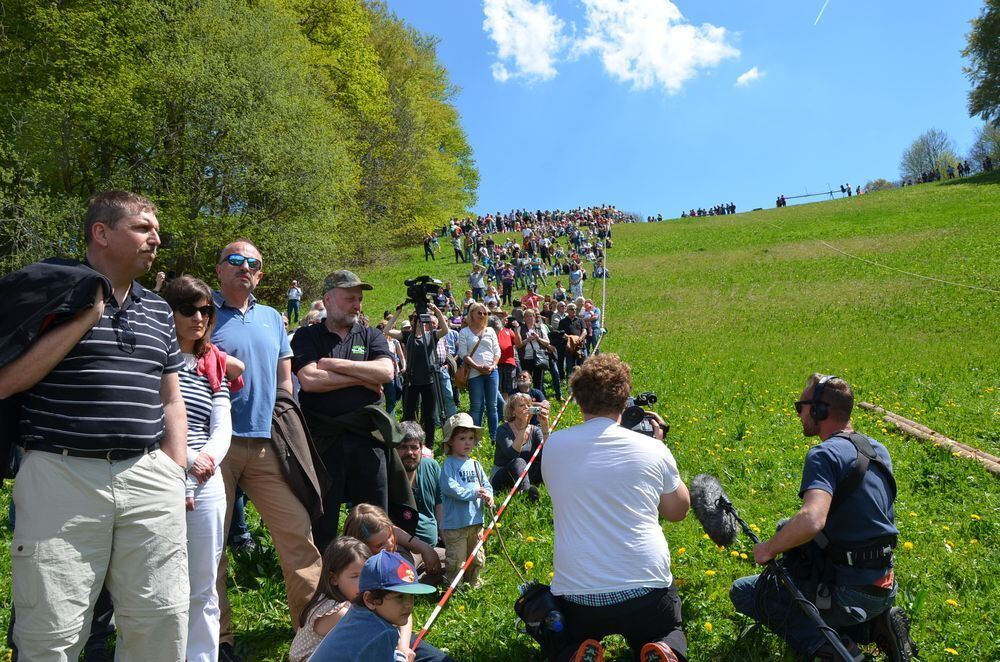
<box><xmin>541</xmin><ymin>354</ymin><xmax>689</xmax><ymax>662</ymax></box>
<box><xmin>386</xmin><ymin>301</ymin><xmax>450</xmax><ymax>448</ymax></box>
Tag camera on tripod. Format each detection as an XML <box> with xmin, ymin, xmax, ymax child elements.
<box><xmin>405</xmin><ymin>275</ymin><xmax>443</xmax><ymax>323</ymax></box>
<box><xmin>620</xmin><ymin>391</ymin><xmax>667</xmax><ymax>438</ymax></box>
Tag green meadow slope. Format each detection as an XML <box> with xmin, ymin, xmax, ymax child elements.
<box><xmin>2</xmin><ymin>175</ymin><xmax>998</xmax><ymax>660</ymax></box>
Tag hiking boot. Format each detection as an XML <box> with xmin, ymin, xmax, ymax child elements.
<box><xmin>571</xmin><ymin>639</ymin><xmax>604</xmax><ymax>662</ymax></box>
<box><xmin>219</xmin><ymin>642</ymin><xmax>244</xmax><ymax>662</ymax></box>
<box><xmin>872</xmin><ymin>606</ymin><xmax>918</xmax><ymax>661</ymax></box>
<box><xmin>640</xmin><ymin>641</ymin><xmax>680</xmax><ymax>662</ymax></box>
<box><xmin>813</xmin><ymin>635</ymin><xmax>864</xmax><ymax>661</ymax></box>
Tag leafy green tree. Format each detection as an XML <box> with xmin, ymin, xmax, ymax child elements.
<box><xmin>864</xmin><ymin>178</ymin><xmax>898</xmax><ymax>193</ymax></box>
<box><xmin>968</xmin><ymin>122</ymin><xmax>1000</xmax><ymax>165</ymax></box>
<box><xmin>963</xmin><ymin>0</ymin><xmax>1000</xmax><ymax>126</ymax></box>
<box><xmin>899</xmin><ymin>129</ymin><xmax>958</xmax><ymax>180</ymax></box>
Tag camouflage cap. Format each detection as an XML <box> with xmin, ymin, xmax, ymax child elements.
<box><xmin>323</xmin><ymin>270</ymin><xmax>373</xmax><ymax>292</ymax></box>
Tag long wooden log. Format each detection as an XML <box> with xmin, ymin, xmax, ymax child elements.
<box><xmin>858</xmin><ymin>402</ymin><xmax>1000</xmax><ymax>477</ymax></box>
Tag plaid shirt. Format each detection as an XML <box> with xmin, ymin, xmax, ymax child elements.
<box><xmin>561</xmin><ymin>587</ymin><xmax>653</xmax><ymax>607</ymax></box>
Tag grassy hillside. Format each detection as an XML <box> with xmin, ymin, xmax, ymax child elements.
<box><xmin>2</xmin><ymin>175</ymin><xmax>999</xmax><ymax>660</ymax></box>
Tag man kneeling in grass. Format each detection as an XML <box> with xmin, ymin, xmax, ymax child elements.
<box><xmin>542</xmin><ymin>354</ymin><xmax>690</xmax><ymax>662</ymax></box>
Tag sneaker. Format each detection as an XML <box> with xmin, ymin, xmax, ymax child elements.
<box><xmin>229</xmin><ymin>537</ymin><xmax>256</xmax><ymax>556</ymax></box>
<box><xmin>640</xmin><ymin>642</ymin><xmax>680</xmax><ymax>662</ymax></box>
<box><xmin>571</xmin><ymin>639</ymin><xmax>604</xmax><ymax>662</ymax></box>
<box><xmin>526</xmin><ymin>486</ymin><xmax>540</xmax><ymax>501</ymax></box>
<box><xmin>219</xmin><ymin>642</ymin><xmax>244</xmax><ymax>662</ymax></box>
<box><xmin>872</xmin><ymin>606</ymin><xmax>918</xmax><ymax>661</ymax></box>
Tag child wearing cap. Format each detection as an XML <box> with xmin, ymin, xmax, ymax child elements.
<box><xmin>309</xmin><ymin>550</ymin><xmax>436</xmax><ymax>662</ymax></box>
<box><xmin>439</xmin><ymin>413</ymin><xmax>494</xmax><ymax>587</ymax></box>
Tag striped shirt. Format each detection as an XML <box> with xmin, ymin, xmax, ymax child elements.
<box><xmin>20</xmin><ymin>281</ymin><xmax>183</xmax><ymax>452</ymax></box>
<box><xmin>177</xmin><ymin>355</ymin><xmax>230</xmax><ymax>454</ymax></box>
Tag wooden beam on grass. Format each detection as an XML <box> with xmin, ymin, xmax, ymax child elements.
<box><xmin>859</xmin><ymin>402</ymin><xmax>1000</xmax><ymax>477</ymax></box>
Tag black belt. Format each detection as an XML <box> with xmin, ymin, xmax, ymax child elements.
<box><xmin>24</xmin><ymin>441</ymin><xmax>160</xmax><ymax>462</ymax></box>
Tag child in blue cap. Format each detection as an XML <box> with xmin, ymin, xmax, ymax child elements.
<box><xmin>309</xmin><ymin>550</ymin><xmax>436</xmax><ymax>661</ymax></box>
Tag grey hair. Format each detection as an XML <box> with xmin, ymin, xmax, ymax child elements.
<box><xmin>399</xmin><ymin>420</ymin><xmax>425</xmax><ymax>444</ymax></box>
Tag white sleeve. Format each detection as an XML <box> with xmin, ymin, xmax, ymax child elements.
<box><xmin>200</xmin><ymin>387</ymin><xmax>233</xmax><ymax>468</ymax></box>
<box><xmin>457</xmin><ymin>329</ymin><xmax>470</xmax><ymax>358</ymax></box>
<box><xmin>487</xmin><ymin>329</ymin><xmax>501</xmax><ymax>360</ymax></box>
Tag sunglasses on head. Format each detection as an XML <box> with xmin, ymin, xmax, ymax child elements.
<box><xmin>176</xmin><ymin>303</ymin><xmax>214</xmax><ymax>318</ymax></box>
<box><xmin>224</xmin><ymin>254</ymin><xmax>261</xmax><ymax>270</ymax></box>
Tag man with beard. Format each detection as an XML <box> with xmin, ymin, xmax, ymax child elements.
<box><xmin>397</xmin><ymin>421</ymin><xmax>445</xmax><ymax>582</ymax></box>
<box><xmin>292</xmin><ymin>270</ymin><xmax>395</xmax><ymax>549</ymax></box>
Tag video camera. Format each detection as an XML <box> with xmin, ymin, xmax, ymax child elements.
<box><xmin>620</xmin><ymin>391</ymin><xmax>667</xmax><ymax>438</ymax></box>
<box><xmin>404</xmin><ymin>275</ymin><xmax>443</xmax><ymax>321</ymax></box>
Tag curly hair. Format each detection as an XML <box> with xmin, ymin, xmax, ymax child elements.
<box><xmin>569</xmin><ymin>353</ymin><xmax>632</xmax><ymax>416</ymax></box>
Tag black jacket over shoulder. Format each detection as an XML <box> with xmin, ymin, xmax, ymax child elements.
<box><xmin>272</xmin><ymin>388</ymin><xmax>329</xmax><ymax>522</ymax></box>
<box><xmin>0</xmin><ymin>259</ymin><xmax>111</xmax><ymax>482</ymax></box>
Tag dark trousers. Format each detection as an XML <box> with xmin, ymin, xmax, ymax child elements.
<box><xmin>546</xmin><ymin>360</ymin><xmax>563</xmax><ymax>400</ymax></box>
<box><xmin>490</xmin><ymin>455</ymin><xmax>543</xmax><ymax>494</ymax></box>
<box><xmin>454</xmin><ymin>248</ymin><xmax>465</xmax><ymax>263</ymax></box>
<box><xmin>524</xmin><ymin>357</ymin><xmax>548</xmax><ymax>397</ymax></box>
<box><xmin>552</xmin><ymin>585</ymin><xmax>687</xmax><ymax>661</ymax></box>
<box><xmin>424</xmin><ymin>246</ymin><xmax>435</xmax><ymax>261</ymax></box>
<box><xmin>501</xmin><ymin>285</ymin><xmax>513</xmax><ymax>306</ymax></box>
<box><xmin>403</xmin><ymin>382</ymin><xmax>437</xmax><ymax>448</ymax></box>
<box><xmin>557</xmin><ymin>346</ymin><xmax>581</xmax><ymax>380</ymax></box>
<box><xmin>314</xmin><ymin>433</ymin><xmax>388</xmax><ymax>552</ymax></box>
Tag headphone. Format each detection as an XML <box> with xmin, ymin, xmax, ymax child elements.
<box><xmin>810</xmin><ymin>374</ymin><xmax>837</xmax><ymax>422</ymax></box>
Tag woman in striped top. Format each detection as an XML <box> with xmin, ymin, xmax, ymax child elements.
<box><xmin>163</xmin><ymin>276</ymin><xmax>236</xmax><ymax>662</ymax></box>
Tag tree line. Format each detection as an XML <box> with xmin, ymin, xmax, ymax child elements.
<box><xmin>0</xmin><ymin>0</ymin><xmax>478</xmax><ymax>302</ymax></box>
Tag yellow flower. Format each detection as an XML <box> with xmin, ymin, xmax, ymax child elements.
<box><xmin>730</xmin><ymin>551</ymin><xmax>740</xmax><ymax>558</ymax></box>
<box><xmin>458</xmin><ymin>604</ymin><xmax>466</xmax><ymax>612</ymax></box>
<box><xmin>971</xmin><ymin>514</ymin><xmax>981</xmax><ymax>521</ymax></box>
<box><xmin>970</xmin><ymin>538</ymin><xmax>979</xmax><ymax>544</ymax></box>
<box><xmin>750</xmin><ymin>524</ymin><xmax>761</xmax><ymax>533</ymax></box>
<box><xmin>908</xmin><ymin>511</ymin><xmax>918</xmax><ymax>518</ymax></box>
<box><xmin>525</xmin><ymin>536</ymin><xmax>536</xmax><ymax>543</ymax></box>
<box><xmin>740</xmin><ymin>553</ymin><xmax>748</xmax><ymax>560</ymax></box>
<box><xmin>704</xmin><ymin>622</ymin><xmax>713</xmax><ymax>632</ymax></box>
<box><xmin>945</xmin><ymin>648</ymin><xmax>959</xmax><ymax>655</ymax></box>
<box><xmin>705</xmin><ymin>570</ymin><xmax>716</xmax><ymax>576</ymax></box>
<box><xmin>903</xmin><ymin>541</ymin><xmax>914</xmax><ymax>551</ymax></box>
<box><xmin>677</xmin><ymin>547</ymin><xmax>686</xmax><ymax>554</ymax></box>
<box><xmin>942</xmin><ymin>525</ymin><xmax>951</xmax><ymax>531</ymax></box>
<box><xmin>946</xmin><ymin>599</ymin><xmax>959</xmax><ymax>607</ymax></box>
<box><xmin>703</xmin><ymin>533</ymin><xmax>710</xmax><ymax>540</ymax></box>
<box><xmin>524</xmin><ymin>561</ymin><xmax>534</xmax><ymax>571</ymax></box>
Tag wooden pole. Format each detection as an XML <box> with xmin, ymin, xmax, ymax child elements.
<box><xmin>859</xmin><ymin>402</ymin><xmax>1000</xmax><ymax>477</ymax></box>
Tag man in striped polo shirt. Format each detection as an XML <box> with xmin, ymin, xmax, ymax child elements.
<box><xmin>0</xmin><ymin>191</ymin><xmax>190</xmax><ymax>660</ymax></box>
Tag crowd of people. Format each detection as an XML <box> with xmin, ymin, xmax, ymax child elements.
<box><xmin>902</xmin><ymin>157</ymin><xmax>993</xmax><ymax>186</ymax></box>
<box><xmin>680</xmin><ymin>202</ymin><xmax>736</xmax><ymax>218</ymax></box>
<box><xmin>0</xmin><ymin>190</ymin><xmax>919</xmax><ymax>662</ymax></box>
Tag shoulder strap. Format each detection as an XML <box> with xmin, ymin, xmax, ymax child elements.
<box><xmin>828</xmin><ymin>432</ymin><xmax>897</xmax><ymax>517</ymax></box>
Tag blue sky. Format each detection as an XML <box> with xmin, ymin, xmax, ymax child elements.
<box><xmin>385</xmin><ymin>0</ymin><xmax>985</xmax><ymax>217</ymax></box>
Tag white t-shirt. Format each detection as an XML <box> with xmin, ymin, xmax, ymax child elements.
<box><xmin>542</xmin><ymin>417</ymin><xmax>681</xmax><ymax>596</ymax></box>
<box><xmin>456</xmin><ymin>326</ymin><xmax>501</xmax><ymax>367</ymax></box>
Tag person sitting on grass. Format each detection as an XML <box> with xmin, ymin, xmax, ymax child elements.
<box><xmin>343</xmin><ymin>503</ymin><xmax>442</xmax><ymax>583</ymax></box>
<box><xmin>309</xmin><ymin>551</ymin><xmax>438</xmax><ymax>662</ymax></box>
<box><xmin>289</xmin><ymin>537</ymin><xmax>371</xmax><ymax>662</ymax></box>
<box><xmin>439</xmin><ymin>413</ymin><xmax>494</xmax><ymax>588</ymax></box>
<box><xmin>491</xmin><ymin>393</ymin><xmax>549</xmax><ymax>501</ymax></box>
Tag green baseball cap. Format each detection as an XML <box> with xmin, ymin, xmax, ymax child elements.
<box><xmin>323</xmin><ymin>270</ymin><xmax>373</xmax><ymax>292</ymax></box>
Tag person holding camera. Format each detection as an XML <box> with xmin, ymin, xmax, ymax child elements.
<box><xmin>541</xmin><ymin>354</ymin><xmax>689</xmax><ymax>662</ymax></box>
<box><xmin>400</xmin><ymin>303</ymin><xmax>450</xmax><ymax>448</ymax></box>
<box><xmin>517</xmin><ymin>310</ymin><xmax>555</xmax><ymax>399</ymax></box>
<box><xmin>490</xmin><ymin>393</ymin><xmax>549</xmax><ymax>501</ymax></box>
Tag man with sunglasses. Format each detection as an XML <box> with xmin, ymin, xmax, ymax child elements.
<box><xmin>730</xmin><ymin>374</ymin><xmax>917</xmax><ymax>661</ymax></box>
<box><xmin>0</xmin><ymin>190</ymin><xmax>190</xmax><ymax>661</ymax></box>
<box><xmin>211</xmin><ymin>239</ymin><xmax>322</xmax><ymax>661</ymax></box>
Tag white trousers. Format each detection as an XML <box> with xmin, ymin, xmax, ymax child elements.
<box><xmin>12</xmin><ymin>449</ymin><xmax>189</xmax><ymax>661</ymax></box>
<box><xmin>186</xmin><ymin>471</ymin><xmax>226</xmax><ymax>662</ymax></box>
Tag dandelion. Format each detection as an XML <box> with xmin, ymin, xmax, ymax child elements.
<box><xmin>946</xmin><ymin>599</ymin><xmax>958</xmax><ymax>607</ymax></box>
<box><xmin>971</xmin><ymin>514</ymin><xmax>981</xmax><ymax>521</ymax></box>
<box><xmin>942</xmin><ymin>525</ymin><xmax>951</xmax><ymax>531</ymax></box>
<box><xmin>730</xmin><ymin>551</ymin><xmax>740</xmax><ymax>558</ymax></box>
<box><xmin>677</xmin><ymin>547</ymin><xmax>686</xmax><ymax>554</ymax></box>
<box><xmin>903</xmin><ymin>541</ymin><xmax>914</xmax><ymax>551</ymax></box>
<box><xmin>458</xmin><ymin>604</ymin><xmax>466</xmax><ymax>612</ymax></box>
<box><xmin>548</xmin><ymin>571</ymin><xmax>554</xmax><ymax>580</ymax></box>
<box><xmin>750</xmin><ymin>524</ymin><xmax>761</xmax><ymax>533</ymax></box>
<box><xmin>970</xmin><ymin>538</ymin><xmax>979</xmax><ymax>544</ymax></box>
<box><xmin>525</xmin><ymin>536</ymin><xmax>536</xmax><ymax>543</ymax></box>
<box><xmin>704</xmin><ymin>622</ymin><xmax>713</xmax><ymax>632</ymax></box>
<box><xmin>945</xmin><ymin>648</ymin><xmax>959</xmax><ymax>655</ymax></box>
<box><xmin>740</xmin><ymin>553</ymin><xmax>748</xmax><ymax>560</ymax></box>
<box><xmin>705</xmin><ymin>570</ymin><xmax>716</xmax><ymax>576</ymax></box>
<box><xmin>703</xmin><ymin>534</ymin><xmax>710</xmax><ymax>540</ymax></box>
<box><xmin>524</xmin><ymin>561</ymin><xmax>534</xmax><ymax>571</ymax></box>
<box><xmin>908</xmin><ymin>512</ymin><xmax>917</xmax><ymax>518</ymax></box>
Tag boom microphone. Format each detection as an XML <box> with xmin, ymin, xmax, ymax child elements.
<box><xmin>690</xmin><ymin>473</ymin><xmax>740</xmax><ymax>547</ymax></box>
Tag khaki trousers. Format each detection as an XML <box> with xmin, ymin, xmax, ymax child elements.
<box><xmin>12</xmin><ymin>449</ymin><xmax>189</xmax><ymax>661</ymax></box>
<box><xmin>443</xmin><ymin>525</ymin><xmax>486</xmax><ymax>587</ymax></box>
<box><xmin>217</xmin><ymin>437</ymin><xmax>322</xmax><ymax>645</ymax></box>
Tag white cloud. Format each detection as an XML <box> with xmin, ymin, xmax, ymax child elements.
<box><xmin>575</xmin><ymin>0</ymin><xmax>740</xmax><ymax>93</ymax></box>
<box><xmin>483</xmin><ymin>0</ymin><xmax>567</xmax><ymax>82</ymax></box>
<box><xmin>735</xmin><ymin>65</ymin><xmax>763</xmax><ymax>87</ymax></box>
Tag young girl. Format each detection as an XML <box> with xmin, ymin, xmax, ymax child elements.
<box><xmin>344</xmin><ymin>504</ymin><xmax>443</xmax><ymax>584</ymax></box>
<box><xmin>289</xmin><ymin>537</ymin><xmax>371</xmax><ymax>662</ymax></box>
<box><xmin>439</xmin><ymin>413</ymin><xmax>494</xmax><ymax>587</ymax></box>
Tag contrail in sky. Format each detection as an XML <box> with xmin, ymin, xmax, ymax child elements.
<box><xmin>814</xmin><ymin>0</ymin><xmax>831</xmax><ymax>25</ymax></box>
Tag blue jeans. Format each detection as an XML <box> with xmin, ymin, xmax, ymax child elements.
<box><xmin>286</xmin><ymin>299</ymin><xmax>300</xmax><ymax>324</ymax></box>
<box><xmin>227</xmin><ymin>488</ymin><xmax>251</xmax><ymax>545</ymax></box>
<box><xmin>467</xmin><ymin>370</ymin><xmax>499</xmax><ymax>441</ymax></box>
<box><xmin>439</xmin><ymin>370</ymin><xmax>457</xmax><ymax>420</ymax></box>
<box><xmin>730</xmin><ymin>573</ymin><xmax>896</xmax><ymax>655</ymax></box>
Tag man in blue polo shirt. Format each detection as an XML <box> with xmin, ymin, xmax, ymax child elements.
<box><xmin>211</xmin><ymin>239</ymin><xmax>321</xmax><ymax>661</ymax></box>
<box><xmin>0</xmin><ymin>190</ymin><xmax>190</xmax><ymax>661</ymax></box>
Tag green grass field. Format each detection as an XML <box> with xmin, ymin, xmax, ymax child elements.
<box><xmin>2</xmin><ymin>174</ymin><xmax>999</xmax><ymax>660</ymax></box>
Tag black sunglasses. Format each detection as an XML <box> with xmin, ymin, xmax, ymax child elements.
<box><xmin>176</xmin><ymin>303</ymin><xmax>214</xmax><ymax>318</ymax></box>
<box><xmin>111</xmin><ymin>309</ymin><xmax>136</xmax><ymax>354</ymax></box>
<box><xmin>223</xmin><ymin>254</ymin><xmax>262</xmax><ymax>270</ymax></box>
<box><xmin>794</xmin><ymin>400</ymin><xmax>819</xmax><ymax>414</ymax></box>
